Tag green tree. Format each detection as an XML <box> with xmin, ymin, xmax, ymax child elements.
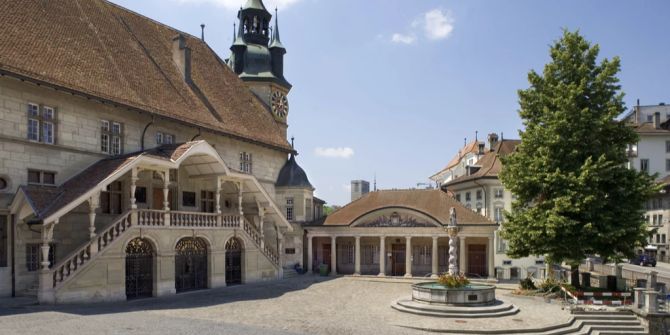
<box><xmin>499</xmin><ymin>30</ymin><xmax>656</xmax><ymax>286</ymax></box>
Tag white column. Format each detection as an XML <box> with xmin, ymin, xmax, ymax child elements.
<box><xmin>278</xmin><ymin>231</ymin><xmax>284</xmax><ymax>278</ymax></box>
<box><xmin>354</xmin><ymin>236</ymin><xmax>361</xmax><ymax>276</ymax></box>
<box><xmin>378</xmin><ymin>236</ymin><xmax>386</xmax><ymax>277</ymax></box>
<box><xmin>130</xmin><ymin>167</ymin><xmax>138</xmax><ymax>209</ymax></box>
<box><xmin>88</xmin><ymin>194</ymin><xmax>99</xmax><ymax>239</ymax></box>
<box><xmin>129</xmin><ymin>167</ymin><xmax>139</xmax><ymax>226</ymax></box>
<box><xmin>487</xmin><ymin>236</ymin><xmax>495</xmax><ymax>279</ymax></box>
<box><xmin>431</xmin><ymin>236</ymin><xmax>439</xmax><ymax>278</ymax></box>
<box><xmin>38</xmin><ymin>221</ymin><xmax>56</xmax><ymax>304</ymax></box>
<box><xmin>238</xmin><ymin>182</ymin><xmax>244</xmax><ymax>216</ymax></box>
<box><xmin>459</xmin><ymin>237</ymin><xmax>466</xmax><ymax>275</ymax></box>
<box><xmin>404</xmin><ymin>236</ymin><xmax>412</xmax><ymax>278</ymax></box>
<box><xmin>307</xmin><ymin>234</ymin><xmax>313</xmax><ymax>273</ymax></box>
<box><xmin>215</xmin><ymin>178</ymin><xmax>222</xmax><ymax>226</ymax></box>
<box><xmin>162</xmin><ymin>170</ymin><xmax>171</xmax><ymax>226</ymax></box>
<box><xmin>259</xmin><ymin>206</ymin><xmax>265</xmax><ymax>250</ymax></box>
<box><xmin>330</xmin><ymin>236</ymin><xmax>337</xmax><ymax>275</ymax></box>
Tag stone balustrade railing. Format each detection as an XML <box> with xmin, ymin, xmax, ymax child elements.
<box><xmin>53</xmin><ymin>211</ymin><xmax>132</xmax><ymax>288</ymax></box>
<box><xmin>171</xmin><ymin>211</ymin><xmax>218</xmax><ymax>227</ymax></box>
<box><xmin>137</xmin><ymin>209</ymin><xmax>165</xmax><ymax>226</ymax></box>
<box><xmin>136</xmin><ymin>210</ymin><xmax>241</xmax><ymax>229</ymax></box>
<box><xmin>242</xmin><ymin>218</ymin><xmax>279</xmax><ymax>265</ymax></box>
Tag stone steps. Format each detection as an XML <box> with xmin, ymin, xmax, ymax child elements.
<box><xmin>393</xmin><ymin>307</ymin><xmax>647</xmax><ymax>334</ymax></box>
<box><xmin>391</xmin><ymin>298</ymin><xmax>520</xmax><ymax>318</ymax></box>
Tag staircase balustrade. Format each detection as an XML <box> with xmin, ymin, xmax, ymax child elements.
<box><xmin>52</xmin><ymin>211</ymin><xmax>131</xmax><ymax>288</ymax></box>
<box><xmin>51</xmin><ymin>209</ymin><xmax>276</xmax><ymax>290</ymax></box>
<box><xmin>242</xmin><ymin>218</ymin><xmax>279</xmax><ymax>265</ymax></box>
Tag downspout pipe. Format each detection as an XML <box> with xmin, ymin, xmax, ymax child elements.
<box><xmin>140</xmin><ymin>116</ymin><xmax>155</xmax><ymax>151</ymax></box>
<box><xmin>191</xmin><ymin>128</ymin><xmax>202</xmax><ymax>141</ymax></box>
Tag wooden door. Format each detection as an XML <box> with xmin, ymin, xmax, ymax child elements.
<box><xmin>391</xmin><ymin>244</ymin><xmax>405</xmax><ymax>276</ymax></box>
<box><xmin>152</xmin><ymin>188</ymin><xmax>173</xmax><ymax>210</ymax></box>
<box><xmin>467</xmin><ymin>244</ymin><xmax>487</xmax><ymax>277</ymax></box>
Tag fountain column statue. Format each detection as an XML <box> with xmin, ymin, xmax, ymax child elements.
<box><xmin>446</xmin><ymin>207</ymin><xmax>460</xmax><ymax>275</ymax></box>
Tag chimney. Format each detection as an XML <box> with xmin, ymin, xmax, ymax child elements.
<box><xmin>636</xmin><ymin>99</ymin><xmax>641</xmax><ymax>124</ymax></box>
<box><xmin>654</xmin><ymin>112</ymin><xmax>661</xmax><ymax>129</ymax></box>
<box><xmin>172</xmin><ymin>34</ymin><xmax>192</xmax><ymax>83</ymax></box>
<box><xmin>487</xmin><ymin>133</ymin><xmax>499</xmax><ymax>151</ymax></box>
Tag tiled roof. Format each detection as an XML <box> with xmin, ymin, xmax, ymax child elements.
<box><xmin>430</xmin><ymin>140</ymin><xmax>482</xmax><ymax>179</ymax></box>
<box><xmin>0</xmin><ymin>0</ymin><xmax>291</xmax><ymax>152</ymax></box>
<box><xmin>444</xmin><ymin>139</ymin><xmax>520</xmax><ymax>186</ymax></box>
<box><xmin>21</xmin><ymin>142</ymin><xmax>199</xmax><ymax>220</ymax></box>
<box><xmin>323</xmin><ymin>189</ymin><xmax>493</xmax><ymax>226</ymax></box>
<box><xmin>633</xmin><ymin>122</ymin><xmax>670</xmax><ymax>134</ymax></box>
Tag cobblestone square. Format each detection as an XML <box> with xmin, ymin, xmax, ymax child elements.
<box><xmin>0</xmin><ymin>276</ymin><xmax>571</xmax><ymax>335</ymax></box>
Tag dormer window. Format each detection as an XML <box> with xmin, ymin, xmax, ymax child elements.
<box><xmin>156</xmin><ymin>132</ymin><xmax>174</xmax><ymax>145</ymax></box>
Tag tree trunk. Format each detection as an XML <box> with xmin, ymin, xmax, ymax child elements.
<box><xmin>570</xmin><ymin>264</ymin><xmax>580</xmax><ymax>288</ymax></box>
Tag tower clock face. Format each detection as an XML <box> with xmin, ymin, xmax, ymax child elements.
<box><xmin>271</xmin><ymin>90</ymin><xmax>289</xmax><ymax>119</ymax></box>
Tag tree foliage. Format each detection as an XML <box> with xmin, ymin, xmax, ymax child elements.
<box><xmin>499</xmin><ymin>30</ymin><xmax>656</xmax><ymax>266</ymax></box>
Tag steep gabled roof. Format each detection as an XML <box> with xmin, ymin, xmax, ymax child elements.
<box><xmin>430</xmin><ymin>140</ymin><xmax>482</xmax><ymax>180</ymax></box>
<box><xmin>0</xmin><ymin>0</ymin><xmax>291</xmax><ymax>152</ymax></box>
<box><xmin>323</xmin><ymin>189</ymin><xmax>493</xmax><ymax>226</ymax></box>
<box><xmin>444</xmin><ymin>139</ymin><xmax>521</xmax><ymax>187</ymax></box>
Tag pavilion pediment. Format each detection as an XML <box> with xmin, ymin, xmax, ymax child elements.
<box><xmin>353</xmin><ymin>210</ymin><xmax>440</xmax><ymax>228</ymax></box>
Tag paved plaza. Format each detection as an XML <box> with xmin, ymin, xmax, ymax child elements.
<box><xmin>0</xmin><ymin>276</ymin><xmax>573</xmax><ymax>335</ymax></box>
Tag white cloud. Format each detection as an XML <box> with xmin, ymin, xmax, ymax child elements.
<box><xmin>391</xmin><ymin>33</ymin><xmax>416</xmax><ymax>45</ymax></box>
<box><xmin>423</xmin><ymin>9</ymin><xmax>454</xmax><ymax>40</ymax></box>
<box><xmin>172</xmin><ymin>0</ymin><xmax>301</xmax><ymax>10</ymax></box>
<box><xmin>315</xmin><ymin>147</ymin><xmax>354</xmax><ymax>159</ymax></box>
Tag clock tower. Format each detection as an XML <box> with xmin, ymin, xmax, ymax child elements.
<box><xmin>227</xmin><ymin>0</ymin><xmax>291</xmax><ymax>135</ymax></box>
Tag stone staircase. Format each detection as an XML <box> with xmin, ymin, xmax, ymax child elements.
<box><xmin>515</xmin><ymin>310</ymin><xmax>646</xmax><ymax>335</ymax></box>
<box><xmin>47</xmin><ymin>211</ymin><xmax>280</xmax><ymax>295</ymax></box>
<box><xmin>397</xmin><ymin>309</ymin><xmax>647</xmax><ymax>334</ymax></box>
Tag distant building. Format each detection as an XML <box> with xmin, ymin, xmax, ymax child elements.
<box><xmin>351</xmin><ymin>180</ymin><xmax>370</xmax><ymax>202</ymax></box>
<box><xmin>434</xmin><ymin>133</ymin><xmax>546</xmax><ymax>281</ymax></box>
<box><xmin>623</xmin><ymin>102</ymin><xmax>670</xmax><ymax>261</ymax></box>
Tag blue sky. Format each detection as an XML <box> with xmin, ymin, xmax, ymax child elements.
<box><xmin>110</xmin><ymin>0</ymin><xmax>670</xmax><ymax>206</ymax></box>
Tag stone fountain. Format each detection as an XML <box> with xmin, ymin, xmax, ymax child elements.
<box><xmin>391</xmin><ymin>208</ymin><xmax>518</xmax><ymax>318</ymax></box>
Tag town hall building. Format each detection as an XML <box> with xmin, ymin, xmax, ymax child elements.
<box><xmin>0</xmin><ymin>0</ymin><xmax>498</xmax><ymax>305</ymax></box>
<box><xmin>0</xmin><ymin>0</ymin><xmax>320</xmax><ymax>303</ymax></box>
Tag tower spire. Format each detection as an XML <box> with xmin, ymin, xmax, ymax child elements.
<box><xmin>270</xmin><ymin>7</ymin><xmax>285</xmax><ymax>49</ymax></box>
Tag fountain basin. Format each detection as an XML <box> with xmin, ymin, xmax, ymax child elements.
<box><xmin>411</xmin><ymin>282</ymin><xmax>496</xmax><ymax>306</ymax></box>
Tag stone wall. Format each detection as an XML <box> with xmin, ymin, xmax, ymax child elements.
<box><xmin>53</xmin><ymin>227</ymin><xmax>277</xmax><ymax>304</ymax></box>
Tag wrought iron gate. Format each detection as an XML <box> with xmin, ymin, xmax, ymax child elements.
<box><xmin>175</xmin><ymin>237</ymin><xmax>208</xmax><ymax>293</ymax></box>
<box><xmin>225</xmin><ymin>238</ymin><xmax>242</xmax><ymax>285</ymax></box>
<box><xmin>125</xmin><ymin>238</ymin><xmax>154</xmax><ymax>300</ymax></box>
